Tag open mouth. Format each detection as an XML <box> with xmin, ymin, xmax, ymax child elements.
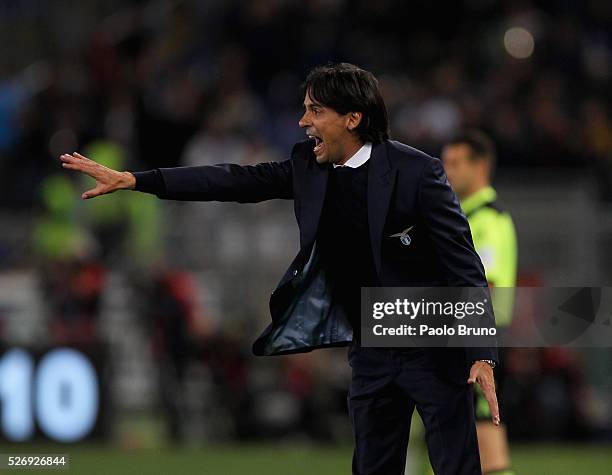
<box><xmin>307</xmin><ymin>134</ymin><xmax>325</xmax><ymax>156</ymax></box>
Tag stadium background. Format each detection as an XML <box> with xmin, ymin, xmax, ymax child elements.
<box><xmin>0</xmin><ymin>0</ymin><xmax>611</xmax><ymax>473</ymax></box>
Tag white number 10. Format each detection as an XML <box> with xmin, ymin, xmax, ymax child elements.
<box><xmin>0</xmin><ymin>348</ymin><xmax>99</xmax><ymax>442</ymax></box>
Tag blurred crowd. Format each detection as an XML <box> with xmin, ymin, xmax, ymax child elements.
<box><xmin>0</xmin><ymin>0</ymin><xmax>610</xmax><ymax>212</ymax></box>
<box><xmin>0</xmin><ymin>0</ymin><xmax>611</xmax><ymax>445</ymax></box>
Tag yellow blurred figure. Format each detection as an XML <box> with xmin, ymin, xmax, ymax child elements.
<box><xmin>442</xmin><ymin>131</ymin><xmax>517</xmax><ymax>475</ymax></box>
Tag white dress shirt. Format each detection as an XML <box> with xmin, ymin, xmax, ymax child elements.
<box><xmin>333</xmin><ymin>142</ymin><xmax>372</xmax><ymax>168</ymax></box>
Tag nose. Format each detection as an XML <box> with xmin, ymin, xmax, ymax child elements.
<box><xmin>298</xmin><ymin>111</ymin><xmax>309</xmax><ymax>128</ymax></box>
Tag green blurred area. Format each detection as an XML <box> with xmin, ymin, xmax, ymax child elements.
<box><xmin>1</xmin><ymin>444</ymin><xmax>611</xmax><ymax>475</ymax></box>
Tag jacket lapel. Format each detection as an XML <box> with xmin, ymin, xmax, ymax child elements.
<box><xmin>299</xmin><ymin>158</ymin><xmax>329</xmax><ymax>250</ymax></box>
<box><xmin>368</xmin><ymin>141</ymin><xmax>397</xmax><ymax>278</ymax></box>
<box><xmin>290</xmin><ymin>142</ymin><xmax>395</xmax><ymax>282</ymax></box>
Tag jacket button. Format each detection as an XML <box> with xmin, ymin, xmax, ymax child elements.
<box><xmin>293</xmin><ymin>269</ymin><xmax>298</xmax><ymax>276</ymax></box>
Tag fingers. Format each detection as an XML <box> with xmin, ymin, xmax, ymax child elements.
<box><xmin>59</xmin><ymin>152</ymin><xmax>93</xmax><ymax>166</ymax></box>
<box><xmin>82</xmin><ymin>188</ymin><xmax>95</xmax><ymax>200</ymax></box>
<box><xmin>59</xmin><ymin>152</ymin><xmax>117</xmax><ymax>199</ymax></box>
<box><xmin>468</xmin><ymin>363</ymin><xmax>501</xmax><ymax>426</ymax></box>
<box><xmin>60</xmin><ymin>161</ymin><xmax>79</xmax><ymax>170</ymax></box>
<box><xmin>59</xmin><ymin>153</ymin><xmax>86</xmax><ymax>171</ymax></box>
<box><xmin>479</xmin><ymin>376</ymin><xmax>500</xmax><ymax>425</ymax></box>
<box><xmin>82</xmin><ymin>185</ymin><xmax>105</xmax><ymax>200</ymax></box>
<box><xmin>59</xmin><ymin>152</ymin><xmax>102</xmax><ymax>178</ymax></box>
<box><xmin>467</xmin><ymin>363</ymin><xmax>480</xmax><ymax>384</ymax></box>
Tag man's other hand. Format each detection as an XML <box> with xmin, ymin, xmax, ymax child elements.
<box><xmin>59</xmin><ymin>152</ymin><xmax>135</xmax><ymax>199</ymax></box>
<box><xmin>468</xmin><ymin>361</ymin><xmax>500</xmax><ymax>426</ymax></box>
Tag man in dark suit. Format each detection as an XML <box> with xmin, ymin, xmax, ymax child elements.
<box><xmin>60</xmin><ymin>63</ymin><xmax>499</xmax><ymax>475</ymax></box>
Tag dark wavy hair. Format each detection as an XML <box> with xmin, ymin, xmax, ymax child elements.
<box><xmin>302</xmin><ymin>63</ymin><xmax>390</xmax><ymax>144</ymax></box>
<box><xmin>447</xmin><ymin>130</ymin><xmax>497</xmax><ymax>167</ymax></box>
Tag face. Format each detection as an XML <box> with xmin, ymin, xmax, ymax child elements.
<box><xmin>441</xmin><ymin>144</ymin><xmax>480</xmax><ymax>199</ymax></box>
<box><xmin>298</xmin><ymin>90</ymin><xmax>362</xmax><ymax>164</ymax></box>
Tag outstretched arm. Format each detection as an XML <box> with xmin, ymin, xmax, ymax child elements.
<box><xmin>60</xmin><ymin>152</ymin><xmax>294</xmax><ymax>203</ymax></box>
<box><xmin>153</xmin><ymin>161</ymin><xmax>293</xmax><ymax>202</ymax></box>
<box><xmin>59</xmin><ymin>152</ymin><xmax>135</xmax><ymax>199</ymax></box>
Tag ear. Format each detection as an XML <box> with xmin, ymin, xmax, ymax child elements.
<box><xmin>481</xmin><ymin>159</ymin><xmax>492</xmax><ymax>177</ymax></box>
<box><xmin>346</xmin><ymin>111</ymin><xmax>362</xmax><ymax>131</ymax></box>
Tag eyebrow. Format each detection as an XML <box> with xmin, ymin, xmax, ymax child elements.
<box><xmin>303</xmin><ymin>102</ymin><xmax>323</xmax><ymax>110</ymax></box>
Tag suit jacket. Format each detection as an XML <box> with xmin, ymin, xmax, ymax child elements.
<box><xmin>150</xmin><ymin>139</ymin><xmax>498</xmax><ymax>383</ymax></box>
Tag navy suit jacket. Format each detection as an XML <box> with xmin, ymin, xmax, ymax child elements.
<box><xmin>145</xmin><ymin>139</ymin><xmax>498</xmax><ymax>383</ymax></box>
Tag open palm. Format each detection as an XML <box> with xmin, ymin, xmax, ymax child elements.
<box><xmin>59</xmin><ymin>152</ymin><xmax>134</xmax><ymax>199</ymax></box>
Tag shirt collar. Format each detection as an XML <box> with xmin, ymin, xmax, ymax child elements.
<box><xmin>460</xmin><ymin>186</ymin><xmax>497</xmax><ymax>215</ymax></box>
<box><xmin>333</xmin><ymin>142</ymin><xmax>372</xmax><ymax>168</ymax></box>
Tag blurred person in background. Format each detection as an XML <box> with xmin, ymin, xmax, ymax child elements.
<box><xmin>32</xmin><ymin>173</ymin><xmax>105</xmax><ymax>346</ymax></box>
<box><xmin>60</xmin><ymin>62</ymin><xmax>500</xmax><ymax>475</ymax></box>
<box><xmin>143</xmin><ymin>268</ymin><xmax>199</xmax><ymax>442</ymax></box>
<box><xmin>442</xmin><ymin>131</ymin><xmax>518</xmax><ymax>475</ymax></box>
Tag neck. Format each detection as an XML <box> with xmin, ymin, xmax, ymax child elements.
<box><xmin>336</xmin><ymin>140</ymin><xmax>364</xmax><ymax>166</ymax></box>
<box><xmin>459</xmin><ymin>181</ymin><xmax>490</xmax><ymax>201</ymax></box>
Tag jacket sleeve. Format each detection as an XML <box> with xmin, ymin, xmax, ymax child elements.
<box><xmin>417</xmin><ymin>158</ymin><xmax>487</xmax><ymax>285</ymax></box>
<box><xmin>135</xmin><ymin>159</ymin><xmax>294</xmax><ymax>203</ymax></box>
<box><xmin>417</xmin><ymin>157</ymin><xmax>498</xmax><ymax>363</ymax></box>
